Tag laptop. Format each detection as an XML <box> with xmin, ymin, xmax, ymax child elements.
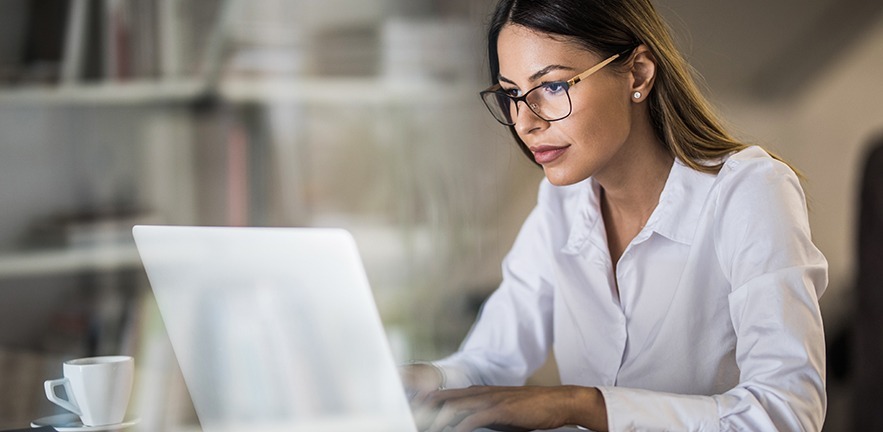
<box><xmin>132</xmin><ymin>225</ymin><xmax>418</xmax><ymax>432</ymax></box>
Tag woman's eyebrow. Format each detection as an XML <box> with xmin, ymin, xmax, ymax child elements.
<box><xmin>498</xmin><ymin>64</ymin><xmax>576</xmax><ymax>86</ymax></box>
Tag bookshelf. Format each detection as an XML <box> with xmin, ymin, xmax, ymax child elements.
<box><xmin>0</xmin><ymin>1</ymin><xmax>493</xmax><ymax>430</ymax></box>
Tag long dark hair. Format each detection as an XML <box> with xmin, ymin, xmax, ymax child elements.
<box><xmin>487</xmin><ymin>0</ymin><xmax>755</xmax><ymax>173</ymax></box>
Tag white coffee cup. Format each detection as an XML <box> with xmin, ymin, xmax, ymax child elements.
<box><xmin>44</xmin><ymin>356</ymin><xmax>134</xmax><ymax>426</ymax></box>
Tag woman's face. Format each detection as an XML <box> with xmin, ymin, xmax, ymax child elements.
<box><xmin>497</xmin><ymin>24</ymin><xmax>635</xmax><ymax>186</ymax></box>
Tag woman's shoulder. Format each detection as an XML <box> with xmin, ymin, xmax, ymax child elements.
<box><xmin>710</xmin><ymin>145</ymin><xmax>810</xmax><ymax>241</ymax></box>
<box><xmin>702</xmin><ymin>146</ymin><xmax>802</xmax><ymax>212</ymax></box>
<box><xmin>709</xmin><ymin>147</ymin><xmax>825</xmax><ymax>291</ymax></box>
<box><xmin>716</xmin><ymin>145</ymin><xmax>799</xmax><ymax>186</ymax></box>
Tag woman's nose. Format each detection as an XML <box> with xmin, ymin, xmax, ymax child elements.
<box><xmin>514</xmin><ymin>100</ymin><xmax>549</xmax><ymax>135</ymax></box>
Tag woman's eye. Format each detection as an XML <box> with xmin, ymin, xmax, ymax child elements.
<box><xmin>543</xmin><ymin>82</ymin><xmax>567</xmax><ymax>95</ymax></box>
<box><xmin>503</xmin><ymin>88</ymin><xmax>521</xmax><ymax>97</ymax></box>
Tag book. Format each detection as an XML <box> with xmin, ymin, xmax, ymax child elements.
<box><xmin>60</xmin><ymin>0</ymin><xmax>89</xmax><ymax>84</ymax></box>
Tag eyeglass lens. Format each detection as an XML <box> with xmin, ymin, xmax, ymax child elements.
<box><xmin>481</xmin><ymin>82</ymin><xmax>572</xmax><ymax>125</ymax></box>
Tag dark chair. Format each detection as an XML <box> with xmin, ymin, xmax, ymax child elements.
<box><xmin>853</xmin><ymin>136</ymin><xmax>883</xmax><ymax>431</ymax></box>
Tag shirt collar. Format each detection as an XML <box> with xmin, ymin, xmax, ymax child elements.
<box><xmin>645</xmin><ymin>158</ymin><xmax>717</xmax><ymax>245</ymax></box>
<box><xmin>561</xmin><ymin>158</ymin><xmax>716</xmax><ymax>255</ymax></box>
<box><xmin>561</xmin><ymin>178</ymin><xmax>604</xmax><ymax>255</ymax></box>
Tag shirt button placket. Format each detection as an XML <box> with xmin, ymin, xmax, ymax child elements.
<box><xmin>613</xmin><ymin>250</ymin><xmax>632</xmax><ymax>384</ymax></box>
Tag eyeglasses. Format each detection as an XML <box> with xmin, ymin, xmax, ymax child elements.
<box><xmin>480</xmin><ymin>51</ymin><xmax>625</xmax><ymax>126</ymax></box>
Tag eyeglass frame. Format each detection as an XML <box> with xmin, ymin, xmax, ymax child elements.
<box><xmin>479</xmin><ymin>48</ymin><xmax>634</xmax><ymax>126</ymax></box>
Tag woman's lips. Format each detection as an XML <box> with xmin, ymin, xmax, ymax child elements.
<box><xmin>530</xmin><ymin>145</ymin><xmax>570</xmax><ymax>164</ymax></box>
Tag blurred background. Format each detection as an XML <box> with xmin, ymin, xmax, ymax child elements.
<box><xmin>0</xmin><ymin>0</ymin><xmax>880</xmax><ymax>430</ymax></box>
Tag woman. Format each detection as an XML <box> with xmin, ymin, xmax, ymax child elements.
<box><xmin>402</xmin><ymin>0</ymin><xmax>827</xmax><ymax>431</ymax></box>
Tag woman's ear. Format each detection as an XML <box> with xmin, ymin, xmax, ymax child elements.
<box><xmin>629</xmin><ymin>44</ymin><xmax>656</xmax><ymax>103</ymax></box>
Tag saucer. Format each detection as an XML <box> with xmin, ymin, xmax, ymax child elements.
<box><xmin>31</xmin><ymin>413</ymin><xmax>140</xmax><ymax>431</ymax></box>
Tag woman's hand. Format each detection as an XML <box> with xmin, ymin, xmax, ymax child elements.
<box><xmin>413</xmin><ymin>385</ymin><xmax>608</xmax><ymax>432</ymax></box>
<box><xmin>400</xmin><ymin>363</ymin><xmax>445</xmax><ymax>404</ymax></box>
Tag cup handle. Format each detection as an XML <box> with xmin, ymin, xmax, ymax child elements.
<box><xmin>44</xmin><ymin>378</ymin><xmax>82</xmax><ymax>416</ymax></box>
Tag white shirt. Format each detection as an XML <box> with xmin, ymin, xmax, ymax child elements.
<box><xmin>435</xmin><ymin>146</ymin><xmax>828</xmax><ymax>431</ymax></box>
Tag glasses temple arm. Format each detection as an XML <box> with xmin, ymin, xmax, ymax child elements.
<box><xmin>567</xmin><ymin>53</ymin><xmax>621</xmax><ymax>87</ymax></box>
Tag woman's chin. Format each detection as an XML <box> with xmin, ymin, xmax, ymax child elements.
<box><xmin>543</xmin><ymin>166</ymin><xmax>587</xmax><ymax>186</ymax></box>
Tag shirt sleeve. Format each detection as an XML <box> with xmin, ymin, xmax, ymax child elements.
<box><xmin>434</xmin><ymin>187</ymin><xmax>556</xmax><ymax>388</ymax></box>
<box><xmin>600</xmin><ymin>154</ymin><xmax>827</xmax><ymax>432</ymax></box>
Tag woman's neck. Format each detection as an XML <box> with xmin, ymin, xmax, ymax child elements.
<box><xmin>595</xmin><ymin>125</ymin><xmax>673</xmax><ymax>221</ymax></box>
<box><xmin>596</xmin><ymin>133</ymin><xmax>672</xmax><ymax>268</ymax></box>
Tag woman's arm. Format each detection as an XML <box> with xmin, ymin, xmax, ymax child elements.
<box><xmin>420</xmin><ymin>385</ymin><xmax>608</xmax><ymax>432</ymax></box>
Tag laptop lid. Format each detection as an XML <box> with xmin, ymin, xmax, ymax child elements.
<box><xmin>132</xmin><ymin>225</ymin><xmax>417</xmax><ymax>432</ymax></box>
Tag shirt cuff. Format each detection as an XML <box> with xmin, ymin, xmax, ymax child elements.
<box><xmin>431</xmin><ymin>356</ymin><xmax>478</xmax><ymax>389</ymax></box>
<box><xmin>598</xmin><ymin>386</ymin><xmax>719</xmax><ymax>432</ymax></box>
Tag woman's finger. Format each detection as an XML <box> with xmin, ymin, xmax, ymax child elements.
<box><xmin>451</xmin><ymin>410</ymin><xmax>500</xmax><ymax>432</ymax></box>
<box><xmin>425</xmin><ymin>397</ymin><xmax>476</xmax><ymax>432</ymax></box>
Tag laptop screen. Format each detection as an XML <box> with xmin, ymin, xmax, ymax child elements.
<box><xmin>133</xmin><ymin>225</ymin><xmax>417</xmax><ymax>432</ymax></box>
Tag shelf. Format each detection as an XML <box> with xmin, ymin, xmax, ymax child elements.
<box><xmin>0</xmin><ymin>77</ymin><xmax>478</xmax><ymax>107</ymax></box>
<box><xmin>0</xmin><ymin>244</ymin><xmax>142</xmax><ymax>279</ymax></box>
<box><xmin>0</xmin><ymin>79</ymin><xmax>207</xmax><ymax>106</ymax></box>
<box><xmin>218</xmin><ymin>77</ymin><xmax>479</xmax><ymax>105</ymax></box>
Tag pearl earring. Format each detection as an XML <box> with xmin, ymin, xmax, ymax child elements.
<box><xmin>633</xmin><ymin>91</ymin><xmax>642</xmax><ymax>99</ymax></box>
